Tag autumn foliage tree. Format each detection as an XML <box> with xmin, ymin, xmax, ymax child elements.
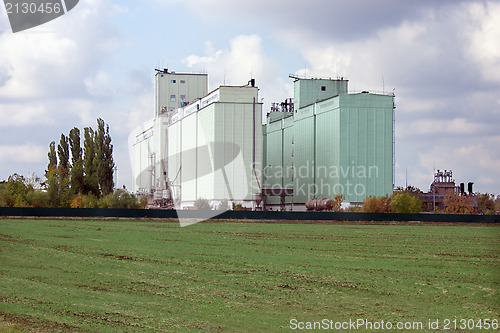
<box><xmin>444</xmin><ymin>195</ymin><xmax>478</xmax><ymax>214</ymax></box>
<box><xmin>362</xmin><ymin>195</ymin><xmax>391</xmax><ymax>213</ymax></box>
<box><xmin>476</xmin><ymin>193</ymin><xmax>496</xmax><ymax>214</ymax></box>
<box><xmin>330</xmin><ymin>193</ymin><xmax>344</xmax><ymax>212</ymax></box>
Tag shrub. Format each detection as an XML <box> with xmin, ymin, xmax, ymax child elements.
<box><xmin>25</xmin><ymin>190</ymin><xmax>49</xmax><ymax>208</ymax></box>
<box><xmin>194</xmin><ymin>198</ymin><xmax>211</xmax><ymax>210</ymax></box>
<box><xmin>330</xmin><ymin>193</ymin><xmax>344</xmax><ymax>212</ymax></box>
<box><xmin>362</xmin><ymin>195</ymin><xmax>391</xmax><ymax>213</ymax></box>
<box><xmin>390</xmin><ymin>193</ymin><xmax>422</xmax><ymax>213</ymax></box>
<box><xmin>81</xmin><ymin>193</ymin><xmax>100</xmax><ymax>208</ymax></box>
<box><xmin>2</xmin><ymin>174</ymin><xmax>34</xmax><ymax>207</ymax></box>
<box><xmin>217</xmin><ymin>199</ymin><xmax>230</xmax><ymax>211</ymax></box>
<box><xmin>344</xmin><ymin>205</ymin><xmax>362</xmax><ymax>212</ymax></box>
<box><xmin>100</xmin><ymin>190</ymin><xmax>141</xmax><ymax>209</ymax></box>
<box><xmin>70</xmin><ymin>193</ymin><xmax>83</xmax><ymax>208</ymax></box>
<box><xmin>140</xmin><ymin>196</ymin><xmax>148</xmax><ymax>209</ymax></box>
<box><xmin>232</xmin><ymin>202</ymin><xmax>245</xmax><ymax>211</ymax></box>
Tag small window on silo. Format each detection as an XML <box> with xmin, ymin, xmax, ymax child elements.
<box><xmin>170</xmin><ymin>95</ymin><xmax>176</xmax><ymax>102</ymax></box>
<box><xmin>321</xmin><ymin>86</ymin><xmax>326</xmax><ymax>91</ymax></box>
<box><xmin>171</xmin><ymin>80</ymin><xmax>176</xmax><ymax>83</ymax></box>
<box><xmin>180</xmin><ymin>80</ymin><xmax>186</xmax><ymax>84</ymax></box>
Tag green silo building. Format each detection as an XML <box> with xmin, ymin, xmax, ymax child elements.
<box><xmin>263</xmin><ymin>77</ymin><xmax>395</xmax><ymax>208</ymax></box>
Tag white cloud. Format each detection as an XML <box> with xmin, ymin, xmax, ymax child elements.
<box><xmin>182</xmin><ymin>35</ymin><xmax>290</xmax><ymax>115</ymax></box>
<box><xmin>0</xmin><ymin>144</ymin><xmax>46</xmax><ymax>164</ymax></box>
<box><xmin>0</xmin><ymin>34</ymin><xmax>78</xmax><ymax>99</ymax></box>
<box><xmin>84</xmin><ymin>71</ymin><xmax>116</xmax><ymax>98</ymax></box>
<box><xmin>0</xmin><ymin>0</ymin><xmax>125</xmax><ymax>100</ymax></box>
<box><xmin>464</xmin><ymin>1</ymin><xmax>500</xmax><ymax>83</ymax></box>
<box><xmin>402</xmin><ymin>118</ymin><xmax>486</xmax><ymax>136</ymax></box>
<box><xmin>154</xmin><ymin>0</ymin><xmax>458</xmax><ymax>43</ymax></box>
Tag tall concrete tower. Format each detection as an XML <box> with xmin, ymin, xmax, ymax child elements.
<box><xmin>155</xmin><ymin>69</ymin><xmax>208</xmax><ymax>116</ymax></box>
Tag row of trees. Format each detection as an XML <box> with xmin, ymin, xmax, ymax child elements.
<box><xmin>0</xmin><ymin>119</ymin><xmax>141</xmax><ymax>209</ymax></box>
<box><xmin>43</xmin><ymin>118</ymin><xmax>116</xmax><ymax>207</ymax></box>
<box><xmin>344</xmin><ymin>188</ymin><xmax>423</xmax><ymax>213</ymax></box>
<box><xmin>355</xmin><ymin>187</ymin><xmax>499</xmax><ymax>215</ymax></box>
<box><xmin>0</xmin><ymin>174</ymin><xmax>139</xmax><ymax>209</ymax></box>
<box><xmin>47</xmin><ymin>118</ymin><xmax>114</xmax><ymax>200</ymax></box>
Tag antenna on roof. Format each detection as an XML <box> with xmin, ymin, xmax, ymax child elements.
<box><xmin>405</xmin><ymin>165</ymin><xmax>408</xmax><ymax>188</ymax></box>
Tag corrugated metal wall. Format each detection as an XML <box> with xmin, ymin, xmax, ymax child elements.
<box><xmin>166</xmin><ymin>90</ymin><xmax>262</xmax><ymax>206</ymax></box>
<box><xmin>264</xmin><ymin>119</ymin><xmax>283</xmax><ymax>202</ymax></box>
<box><xmin>181</xmin><ymin>113</ymin><xmax>198</xmax><ymax>201</ymax></box>
<box><xmin>264</xmin><ymin>92</ymin><xmax>394</xmax><ymax>205</ymax></box>
<box><xmin>293</xmin><ymin>113</ymin><xmax>315</xmax><ymax>203</ymax></box>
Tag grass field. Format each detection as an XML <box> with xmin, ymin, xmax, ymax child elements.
<box><xmin>0</xmin><ymin>219</ymin><xmax>499</xmax><ymax>332</ymax></box>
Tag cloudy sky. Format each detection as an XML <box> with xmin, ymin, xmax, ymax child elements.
<box><xmin>0</xmin><ymin>0</ymin><xmax>499</xmax><ymax>195</ymax></box>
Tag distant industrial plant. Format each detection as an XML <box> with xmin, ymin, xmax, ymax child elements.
<box><xmin>420</xmin><ymin>169</ymin><xmax>476</xmax><ymax>212</ymax></box>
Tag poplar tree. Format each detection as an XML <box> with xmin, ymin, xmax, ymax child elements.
<box><xmin>46</xmin><ymin>118</ymin><xmax>115</xmax><ymax>199</ymax></box>
<box><xmin>94</xmin><ymin>118</ymin><xmax>115</xmax><ymax>196</ymax></box>
<box><xmin>47</xmin><ymin>141</ymin><xmax>57</xmax><ymax>172</ymax></box>
<box><xmin>57</xmin><ymin>134</ymin><xmax>70</xmax><ymax>173</ymax></box>
<box><xmin>83</xmin><ymin>127</ymin><xmax>99</xmax><ymax>196</ymax></box>
<box><xmin>69</xmin><ymin>127</ymin><xmax>84</xmax><ymax>194</ymax></box>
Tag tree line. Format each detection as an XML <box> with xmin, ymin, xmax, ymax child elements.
<box><xmin>348</xmin><ymin>187</ymin><xmax>499</xmax><ymax>215</ymax></box>
<box><xmin>0</xmin><ymin>119</ymin><xmax>141</xmax><ymax>209</ymax></box>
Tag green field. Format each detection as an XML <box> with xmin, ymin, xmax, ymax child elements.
<box><xmin>0</xmin><ymin>219</ymin><xmax>499</xmax><ymax>332</ymax></box>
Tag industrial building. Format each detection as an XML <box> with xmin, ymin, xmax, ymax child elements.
<box><xmin>263</xmin><ymin>77</ymin><xmax>395</xmax><ymax>208</ymax></box>
<box><xmin>129</xmin><ymin>69</ymin><xmax>262</xmax><ymax>209</ymax></box>
<box><xmin>420</xmin><ymin>170</ymin><xmax>475</xmax><ymax>211</ymax></box>
<box><xmin>154</xmin><ymin>71</ymin><xmax>208</xmax><ymax>116</ymax></box>
<box><xmin>129</xmin><ymin>70</ymin><xmax>395</xmax><ymax>210</ymax></box>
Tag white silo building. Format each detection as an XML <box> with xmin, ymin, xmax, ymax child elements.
<box><xmin>129</xmin><ymin>69</ymin><xmax>263</xmax><ymax>209</ymax></box>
